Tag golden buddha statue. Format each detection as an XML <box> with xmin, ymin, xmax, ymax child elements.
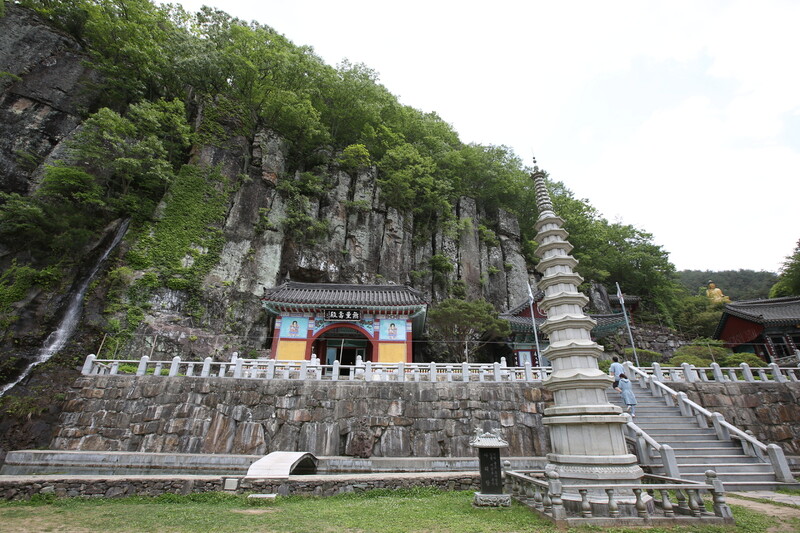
<box><xmin>706</xmin><ymin>281</ymin><xmax>730</xmax><ymax>304</ymax></box>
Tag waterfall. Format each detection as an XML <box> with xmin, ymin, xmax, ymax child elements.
<box><xmin>0</xmin><ymin>219</ymin><xmax>130</xmax><ymax>397</ymax></box>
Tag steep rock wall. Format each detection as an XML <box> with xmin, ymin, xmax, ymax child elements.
<box><xmin>119</xmin><ymin>122</ymin><xmax>535</xmax><ymax>361</ymax></box>
<box><xmin>0</xmin><ymin>5</ymin><xmax>102</xmax><ymax>195</ymax></box>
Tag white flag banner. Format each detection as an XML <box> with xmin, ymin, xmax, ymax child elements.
<box><xmin>527</xmin><ymin>281</ymin><xmax>534</xmax><ymax>301</ymax></box>
<box><xmin>616</xmin><ymin>283</ymin><xmax>625</xmax><ymax>305</ymax></box>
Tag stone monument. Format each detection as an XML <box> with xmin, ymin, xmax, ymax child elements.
<box><xmin>469</xmin><ymin>428</ymin><xmax>511</xmax><ymax>507</ymax></box>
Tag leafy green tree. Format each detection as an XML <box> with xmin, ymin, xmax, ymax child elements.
<box><xmin>66</xmin><ymin>99</ymin><xmax>190</xmax><ymax>217</ymax></box>
<box><xmin>426</xmin><ymin>298</ymin><xmax>511</xmax><ymax>363</ymax></box>
<box><xmin>770</xmin><ymin>239</ymin><xmax>800</xmax><ymax>297</ymax></box>
<box><xmin>337</xmin><ymin>144</ymin><xmax>371</xmax><ymax>171</ymax></box>
<box><xmin>672</xmin><ymin>295</ymin><xmax>723</xmax><ymax>338</ymax></box>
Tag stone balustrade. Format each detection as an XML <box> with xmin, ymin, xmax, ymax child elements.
<box><xmin>506</xmin><ymin>470</ymin><xmax>733</xmax><ymax>527</ymax></box>
<box><xmin>81</xmin><ymin>354</ymin><xmax>551</xmax><ymax>383</ymax></box>
<box><xmin>636</xmin><ymin>362</ymin><xmax>800</xmax><ymax>384</ymax></box>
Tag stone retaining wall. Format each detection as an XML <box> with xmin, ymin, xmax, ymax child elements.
<box><xmin>606</xmin><ymin>325</ymin><xmax>692</xmax><ymax>359</ymax></box>
<box><xmin>670</xmin><ymin>382</ymin><xmax>800</xmax><ymax>454</ymax></box>
<box><xmin>0</xmin><ymin>473</ymin><xmax>480</xmax><ymax>501</ymax></box>
<box><xmin>52</xmin><ymin>376</ymin><xmax>551</xmax><ymax>458</ymax></box>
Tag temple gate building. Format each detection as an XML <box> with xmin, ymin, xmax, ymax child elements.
<box><xmin>714</xmin><ymin>296</ymin><xmax>800</xmax><ymax>361</ymax></box>
<box><xmin>262</xmin><ymin>281</ymin><xmax>427</xmax><ymax>364</ymax></box>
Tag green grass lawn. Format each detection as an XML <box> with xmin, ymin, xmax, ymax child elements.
<box><xmin>0</xmin><ymin>488</ymin><xmax>779</xmax><ymax>533</ymax></box>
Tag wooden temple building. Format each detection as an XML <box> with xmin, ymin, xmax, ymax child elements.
<box><xmin>714</xmin><ymin>296</ymin><xmax>800</xmax><ymax>361</ymax></box>
<box><xmin>262</xmin><ymin>282</ymin><xmax>427</xmax><ymax>364</ymax></box>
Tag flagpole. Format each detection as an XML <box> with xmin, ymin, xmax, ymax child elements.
<box><xmin>616</xmin><ymin>282</ymin><xmax>639</xmax><ymax>367</ymax></box>
<box><xmin>527</xmin><ymin>281</ymin><xmax>542</xmax><ymax>365</ymax></box>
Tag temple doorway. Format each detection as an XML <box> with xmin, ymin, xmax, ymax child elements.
<box><xmin>313</xmin><ymin>326</ymin><xmax>373</xmax><ymax>367</ymax></box>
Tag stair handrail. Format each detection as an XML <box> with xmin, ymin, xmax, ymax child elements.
<box><xmin>624</xmin><ymin>415</ymin><xmax>680</xmax><ymax>478</ymax></box>
<box><xmin>624</xmin><ymin>361</ymin><xmax>794</xmax><ymax>483</ymax></box>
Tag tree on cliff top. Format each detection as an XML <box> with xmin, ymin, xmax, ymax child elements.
<box><xmin>426</xmin><ymin>298</ymin><xmax>510</xmax><ymax>363</ymax></box>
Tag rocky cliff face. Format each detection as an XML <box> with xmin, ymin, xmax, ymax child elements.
<box><xmin>0</xmin><ymin>6</ymin><xmax>534</xmax><ymax>373</ymax></box>
<box><xmin>0</xmin><ymin>6</ymin><xmax>103</xmax><ymax>196</ymax></box>
<box><xmin>120</xmin><ymin>122</ymin><xmax>534</xmax><ymax>361</ymax></box>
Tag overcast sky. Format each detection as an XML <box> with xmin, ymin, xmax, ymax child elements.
<box><xmin>167</xmin><ymin>0</ymin><xmax>799</xmax><ymax>274</ymax></box>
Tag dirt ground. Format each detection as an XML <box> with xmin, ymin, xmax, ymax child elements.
<box><xmin>725</xmin><ymin>495</ymin><xmax>800</xmax><ymax>533</ymax></box>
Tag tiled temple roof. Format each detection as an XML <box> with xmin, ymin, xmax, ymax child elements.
<box><xmin>718</xmin><ymin>296</ymin><xmax>800</xmax><ymax>327</ymax></box>
<box><xmin>262</xmin><ymin>281</ymin><xmax>427</xmax><ymax>310</ymax></box>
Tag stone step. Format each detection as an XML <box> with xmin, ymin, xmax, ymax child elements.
<box><xmin>677</xmin><ymin>460</ymin><xmax>773</xmax><ymax>472</ymax></box>
<box><xmin>633</xmin><ymin>422</ymin><xmax>712</xmax><ymax>431</ymax></box>
<box><xmin>644</xmin><ymin>433</ymin><xmax>721</xmax><ymax>442</ymax></box>
<box><xmin>674</xmin><ymin>455</ymin><xmax>762</xmax><ymax>464</ymax></box>
<box><xmin>669</xmin><ymin>446</ymin><xmax>744</xmax><ymax>455</ymax></box>
<box><xmin>680</xmin><ymin>471</ymin><xmax>779</xmax><ymax>484</ymax></box>
<box><xmin>628</xmin><ymin>414</ymin><xmax>695</xmax><ymax>422</ymax></box>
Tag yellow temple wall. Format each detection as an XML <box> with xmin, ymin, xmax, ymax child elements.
<box><xmin>275</xmin><ymin>340</ymin><xmax>307</xmax><ymax>361</ymax></box>
<box><xmin>378</xmin><ymin>342</ymin><xmax>407</xmax><ymax>363</ymax></box>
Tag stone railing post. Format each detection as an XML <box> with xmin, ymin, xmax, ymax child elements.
<box><xmin>704</xmin><ymin>470</ymin><xmax>733</xmax><ymax>519</ymax></box>
<box><xmin>332</xmin><ymin>360</ymin><xmax>340</xmax><ymax>381</ymax></box>
<box><xmin>676</xmin><ymin>392</ymin><xmax>691</xmax><ymax>417</ymax></box>
<box><xmin>632</xmin><ymin>428</ymin><xmax>650</xmax><ymax>466</ymax></box>
<box><xmin>110</xmin><ymin>361</ymin><xmax>119</xmax><ymax>375</ymax></box>
<box><xmin>364</xmin><ymin>361</ymin><xmax>372</xmax><ymax>381</ymax></box>
<box><xmin>81</xmin><ymin>354</ymin><xmax>97</xmax><ymax>375</ymax></box>
<box><xmin>232</xmin><ymin>357</ymin><xmax>243</xmax><ymax>378</ymax></box>
<box><xmin>493</xmin><ymin>362</ymin><xmax>502</xmax><ymax>382</ymax></box>
<box><xmin>429</xmin><ymin>361</ymin><xmax>436</xmax><ymax>382</ymax></box>
<box><xmin>200</xmin><ymin>357</ymin><xmax>212</xmax><ymax>377</ymax></box>
<box><xmin>397</xmin><ymin>362</ymin><xmax>405</xmax><ymax>382</ymax></box>
<box><xmin>681</xmin><ymin>363</ymin><xmax>697</xmax><ymax>382</ymax></box>
<box><xmin>524</xmin><ymin>362</ymin><xmax>533</xmax><ymax>382</ymax></box>
<box><xmin>169</xmin><ymin>356</ymin><xmax>181</xmax><ymax>377</ymax></box>
<box><xmin>769</xmin><ymin>363</ymin><xmax>788</xmax><ymax>383</ymax></box>
<box><xmin>740</xmin><ymin>363</ymin><xmax>755</xmax><ymax>382</ymax></box>
<box><xmin>652</xmin><ymin>362</ymin><xmax>664</xmax><ymax>381</ymax></box>
<box><xmin>462</xmin><ymin>362</ymin><xmax>470</xmax><ymax>382</ymax></box>
<box><xmin>546</xmin><ymin>471</ymin><xmax>566</xmax><ymax>519</ymax></box>
<box><xmin>711</xmin><ymin>363</ymin><xmax>725</xmax><ymax>382</ymax></box>
<box><xmin>711</xmin><ymin>413</ymin><xmax>730</xmax><ymax>441</ymax></box>
<box><xmin>767</xmin><ymin>444</ymin><xmax>794</xmax><ymax>482</ymax></box>
<box><xmin>660</xmin><ymin>444</ymin><xmax>680</xmax><ymax>478</ymax></box>
<box><xmin>136</xmin><ymin>356</ymin><xmax>149</xmax><ymax>376</ymax></box>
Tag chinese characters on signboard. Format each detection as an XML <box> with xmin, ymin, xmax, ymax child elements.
<box><xmin>324</xmin><ymin>309</ymin><xmax>361</xmax><ymax>321</ymax></box>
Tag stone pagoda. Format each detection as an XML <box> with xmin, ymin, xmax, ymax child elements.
<box><xmin>532</xmin><ymin>168</ymin><xmax>643</xmax><ymax>509</ymax></box>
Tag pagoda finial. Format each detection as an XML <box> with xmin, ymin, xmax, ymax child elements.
<box><xmin>531</xmin><ymin>169</ymin><xmax>553</xmax><ymax>214</ymax></box>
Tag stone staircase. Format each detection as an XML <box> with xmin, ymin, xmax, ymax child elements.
<box><xmin>608</xmin><ymin>387</ymin><xmax>790</xmax><ymax>491</ymax></box>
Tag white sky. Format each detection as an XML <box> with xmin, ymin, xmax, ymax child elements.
<box><xmin>167</xmin><ymin>0</ymin><xmax>799</xmax><ymax>273</ymax></box>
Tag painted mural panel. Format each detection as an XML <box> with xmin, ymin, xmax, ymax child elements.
<box><xmin>379</xmin><ymin>319</ymin><xmax>405</xmax><ymax>341</ymax></box>
<box><xmin>280</xmin><ymin>317</ymin><xmax>309</xmax><ymax>339</ymax></box>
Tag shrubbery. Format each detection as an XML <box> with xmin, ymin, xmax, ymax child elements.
<box><xmin>720</xmin><ymin>352</ymin><xmax>768</xmax><ymax>368</ymax></box>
